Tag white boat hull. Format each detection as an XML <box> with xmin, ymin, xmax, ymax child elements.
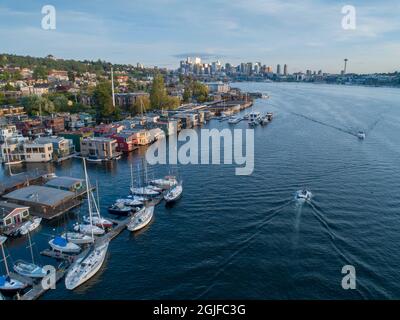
<box><xmin>13</xmin><ymin>260</ymin><xmax>47</xmax><ymax>278</ymax></box>
<box><xmin>74</xmin><ymin>224</ymin><xmax>105</xmax><ymax>236</ymax></box>
<box><xmin>49</xmin><ymin>238</ymin><xmax>81</xmax><ymax>253</ymax></box>
<box><xmin>65</xmin><ymin>241</ymin><xmax>109</xmax><ymax>290</ymax></box>
<box><xmin>19</xmin><ymin>218</ymin><xmax>42</xmax><ymax>236</ymax></box>
<box><xmin>62</xmin><ymin>232</ymin><xmax>93</xmax><ymax>244</ymax></box>
<box><xmin>127</xmin><ymin>206</ymin><xmax>154</xmax><ymax>232</ymax></box>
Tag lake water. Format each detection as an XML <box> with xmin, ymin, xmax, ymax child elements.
<box><xmin>1</xmin><ymin>82</ymin><xmax>400</xmax><ymax>299</ymax></box>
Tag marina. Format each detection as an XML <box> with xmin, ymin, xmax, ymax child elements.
<box><xmin>0</xmin><ymin>82</ymin><xmax>400</xmax><ymax>300</ymax></box>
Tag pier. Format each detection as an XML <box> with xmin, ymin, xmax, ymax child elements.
<box><xmin>20</xmin><ymin>215</ymin><xmax>133</xmax><ymax>300</ymax></box>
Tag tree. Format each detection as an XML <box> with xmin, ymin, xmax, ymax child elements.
<box><xmin>150</xmin><ymin>74</ymin><xmax>167</xmax><ymax>109</ymax></box>
<box><xmin>33</xmin><ymin>66</ymin><xmax>48</xmax><ymax>80</ymax></box>
<box><xmin>162</xmin><ymin>96</ymin><xmax>180</xmax><ymax>110</ymax></box>
<box><xmin>4</xmin><ymin>83</ymin><xmax>15</xmax><ymax>91</ymax></box>
<box><xmin>21</xmin><ymin>95</ymin><xmax>55</xmax><ymax>116</ymax></box>
<box><xmin>0</xmin><ymin>92</ymin><xmax>5</xmax><ymax>105</ymax></box>
<box><xmin>49</xmin><ymin>94</ymin><xmax>69</xmax><ymax>112</ymax></box>
<box><xmin>93</xmin><ymin>81</ymin><xmax>114</xmax><ymax>120</ymax></box>
<box><xmin>130</xmin><ymin>95</ymin><xmax>150</xmax><ymax>115</ymax></box>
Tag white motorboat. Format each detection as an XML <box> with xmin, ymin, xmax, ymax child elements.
<box><xmin>83</xmin><ymin>216</ymin><xmax>113</xmax><ymax>228</ymax></box>
<box><xmin>248</xmin><ymin>112</ymin><xmax>261</xmax><ymax>126</ymax></box>
<box><xmin>0</xmin><ymin>236</ymin><xmax>28</xmax><ymax>292</ymax></box>
<box><xmin>13</xmin><ymin>231</ymin><xmax>46</xmax><ymax>278</ymax></box>
<box><xmin>295</xmin><ymin>189</ymin><xmax>312</xmax><ymax>201</ymax></box>
<box><xmin>130</xmin><ymin>186</ymin><xmax>160</xmax><ymax>196</ymax></box>
<box><xmin>228</xmin><ymin>116</ymin><xmax>241</xmax><ymax>124</ymax></box>
<box><xmin>13</xmin><ymin>260</ymin><xmax>46</xmax><ymax>278</ymax></box>
<box><xmin>18</xmin><ymin>217</ymin><xmax>42</xmax><ymax>236</ymax></box>
<box><xmin>127</xmin><ymin>206</ymin><xmax>154</xmax><ymax>232</ymax></box>
<box><xmin>149</xmin><ymin>176</ymin><xmax>178</xmax><ymax>189</ymax></box>
<box><xmin>164</xmin><ymin>184</ymin><xmax>183</xmax><ymax>203</ymax></box>
<box><xmin>65</xmin><ymin>240</ymin><xmax>109</xmax><ymax>290</ymax></box>
<box><xmin>49</xmin><ymin>236</ymin><xmax>81</xmax><ymax>254</ymax></box>
<box><xmin>116</xmin><ymin>198</ymin><xmax>144</xmax><ymax>207</ymax></box>
<box><xmin>61</xmin><ymin>232</ymin><xmax>93</xmax><ymax>245</ymax></box>
<box><xmin>357</xmin><ymin>131</ymin><xmax>366</xmax><ymax>139</ymax></box>
<box><xmin>74</xmin><ymin>223</ymin><xmax>105</xmax><ymax>236</ymax></box>
<box><xmin>260</xmin><ymin>115</ymin><xmax>270</xmax><ymax>125</ymax></box>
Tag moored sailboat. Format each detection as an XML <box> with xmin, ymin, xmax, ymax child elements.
<box><xmin>127</xmin><ymin>206</ymin><xmax>154</xmax><ymax>232</ymax></box>
<box><xmin>164</xmin><ymin>183</ymin><xmax>183</xmax><ymax>203</ymax></box>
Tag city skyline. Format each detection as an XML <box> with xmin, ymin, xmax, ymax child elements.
<box><xmin>0</xmin><ymin>0</ymin><xmax>399</xmax><ymax>73</ymax></box>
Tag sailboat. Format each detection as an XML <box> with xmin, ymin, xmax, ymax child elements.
<box><xmin>130</xmin><ymin>162</ymin><xmax>160</xmax><ymax>197</ymax></box>
<box><xmin>65</xmin><ymin>158</ymin><xmax>109</xmax><ymax>290</ymax></box>
<box><xmin>49</xmin><ymin>236</ymin><xmax>81</xmax><ymax>254</ymax></box>
<box><xmin>61</xmin><ymin>232</ymin><xmax>92</xmax><ymax>245</ymax></box>
<box><xmin>127</xmin><ymin>206</ymin><xmax>154</xmax><ymax>232</ymax></box>
<box><xmin>164</xmin><ymin>183</ymin><xmax>183</xmax><ymax>203</ymax></box>
<box><xmin>0</xmin><ymin>236</ymin><xmax>28</xmax><ymax>292</ymax></box>
<box><xmin>13</xmin><ymin>231</ymin><xmax>46</xmax><ymax>278</ymax></box>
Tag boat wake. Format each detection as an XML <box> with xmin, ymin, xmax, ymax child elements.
<box><xmin>290</xmin><ymin>111</ymin><xmax>359</xmax><ymax>138</ymax></box>
<box><xmin>195</xmin><ymin>200</ymin><xmax>294</xmax><ymax>299</ymax></box>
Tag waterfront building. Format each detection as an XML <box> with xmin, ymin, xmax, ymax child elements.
<box><xmin>35</xmin><ymin>136</ymin><xmax>75</xmax><ymax>160</ymax></box>
<box><xmin>0</xmin><ymin>105</ymin><xmax>26</xmax><ymax>118</ymax></box>
<box><xmin>111</xmin><ymin>131</ymin><xmax>137</xmax><ymax>153</ymax></box>
<box><xmin>43</xmin><ymin>116</ymin><xmax>65</xmax><ymax>134</ymax></box>
<box><xmin>45</xmin><ymin>176</ymin><xmax>84</xmax><ymax>192</ymax></box>
<box><xmin>284</xmin><ymin>64</ymin><xmax>288</xmax><ymax>75</ymax></box>
<box><xmin>16</xmin><ymin>119</ymin><xmax>46</xmax><ymax>137</ymax></box>
<box><xmin>0</xmin><ymin>201</ymin><xmax>30</xmax><ymax>229</ymax></box>
<box><xmin>59</xmin><ymin>129</ymin><xmax>93</xmax><ymax>152</ymax></box>
<box><xmin>80</xmin><ymin>137</ymin><xmax>119</xmax><ymax>160</ymax></box>
<box><xmin>205</xmin><ymin>82</ymin><xmax>230</xmax><ymax>93</ymax></box>
<box><xmin>0</xmin><ymin>125</ymin><xmax>17</xmax><ymax>142</ymax></box>
<box><xmin>148</xmin><ymin>128</ymin><xmax>165</xmax><ymax>142</ymax></box>
<box><xmin>23</xmin><ymin>141</ymin><xmax>53</xmax><ymax>163</ymax></box>
<box><xmin>130</xmin><ymin>129</ymin><xmax>151</xmax><ymax>146</ymax></box>
<box><xmin>277</xmin><ymin>64</ymin><xmax>281</xmax><ymax>75</ymax></box>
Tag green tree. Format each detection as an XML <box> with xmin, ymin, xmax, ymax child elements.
<box><xmin>93</xmin><ymin>81</ymin><xmax>114</xmax><ymax>120</ymax></box>
<box><xmin>49</xmin><ymin>94</ymin><xmax>69</xmax><ymax>112</ymax></box>
<box><xmin>4</xmin><ymin>83</ymin><xmax>15</xmax><ymax>91</ymax></box>
<box><xmin>21</xmin><ymin>95</ymin><xmax>55</xmax><ymax>116</ymax></box>
<box><xmin>162</xmin><ymin>96</ymin><xmax>180</xmax><ymax>110</ymax></box>
<box><xmin>0</xmin><ymin>92</ymin><xmax>5</xmax><ymax>105</ymax></box>
<box><xmin>130</xmin><ymin>95</ymin><xmax>150</xmax><ymax>115</ymax></box>
<box><xmin>33</xmin><ymin>66</ymin><xmax>48</xmax><ymax>80</ymax></box>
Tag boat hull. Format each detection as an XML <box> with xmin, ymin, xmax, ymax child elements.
<box><xmin>127</xmin><ymin>206</ymin><xmax>154</xmax><ymax>232</ymax></box>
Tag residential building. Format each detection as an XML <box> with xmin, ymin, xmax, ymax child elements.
<box><xmin>23</xmin><ymin>141</ymin><xmax>53</xmax><ymax>162</ymax></box>
<box><xmin>80</xmin><ymin>137</ymin><xmax>120</xmax><ymax>160</ymax></box>
<box><xmin>0</xmin><ymin>201</ymin><xmax>30</xmax><ymax>230</ymax></box>
<box><xmin>35</xmin><ymin>136</ymin><xmax>75</xmax><ymax>160</ymax></box>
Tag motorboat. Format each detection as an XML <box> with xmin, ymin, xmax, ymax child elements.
<box><xmin>13</xmin><ymin>260</ymin><xmax>47</xmax><ymax>278</ymax></box>
<box><xmin>228</xmin><ymin>116</ymin><xmax>241</xmax><ymax>124</ymax></box>
<box><xmin>130</xmin><ymin>186</ymin><xmax>160</xmax><ymax>196</ymax></box>
<box><xmin>107</xmin><ymin>202</ymin><xmax>135</xmax><ymax>216</ymax></box>
<box><xmin>65</xmin><ymin>240</ymin><xmax>109</xmax><ymax>290</ymax></box>
<box><xmin>61</xmin><ymin>232</ymin><xmax>93</xmax><ymax>245</ymax></box>
<box><xmin>357</xmin><ymin>131</ymin><xmax>366</xmax><ymax>139</ymax></box>
<box><xmin>127</xmin><ymin>206</ymin><xmax>154</xmax><ymax>232</ymax></box>
<box><xmin>149</xmin><ymin>176</ymin><xmax>178</xmax><ymax>189</ymax></box>
<box><xmin>116</xmin><ymin>198</ymin><xmax>144</xmax><ymax>207</ymax></box>
<box><xmin>73</xmin><ymin>223</ymin><xmax>105</xmax><ymax>236</ymax></box>
<box><xmin>295</xmin><ymin>189</ymin><xmax>312</xmax><ymax>201</ymax></box>
<box><xmin>260</xmin><ymin>115</ymin><xmax>270</xmax><ymax>125</ymax></box>
<box><xmin>0</xmin><ymin>236</ymin><xmax>28</xmax><ymax>292</ymax></box>
<box><xmin>164</xmin><ymin>184</ymin><xmax>183</xmax><ymax>203</ymax></box>
<box><xmin>49</xmin><ymin>236</ymin><xmax>81</xmax><ymax>254</ymax></box>
<box><xmin>83</xmin><ymin>216</ymin><xmax>113</xmax><ymax>228</ymax></box>
<box><xmin>86</xmin><ymin>156</ymin><xmax>103</xmax><ymax>163</ymax></box>
<box><xmin>266</xmin><ymin>112</ymin><xmax>274</xmax><ymax>120</ymax></box>
<box><xmin>18</xmin><ymin>217</ymin><xmax>42</xmax><ymax>236</ymax></box>
<box><xmin>13</xmin><ymin>231</ymin><xmax>46</xmax><ymax>278</ymax></box>
<box><xmin>248</xmin><ymin>112</ymin><xmax>261</xmax><ymax>126</ymax></box>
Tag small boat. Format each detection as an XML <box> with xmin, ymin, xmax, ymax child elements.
<box><xmin>164</xmin><ymin>184</ymin><xmax>183</xmax><ymax>203</ymax></box>
<box><xmin>14</xmin><ymin>231</ymin><xmax>46</xmax><ymax>278</ymax></box>
<box><xmin>243</xmin><ymin>113</ymin><xmax>250</xmax><ymax>120</ymax></box>
<box><xmin>149</xmin><ymin>176</ymin><xmax>178</xmax><ymax>189</ymax></box>
<box><xmin>295</xmin><ymin>189</ymin><xmax>312</xmax><ymax>201</ymax></box>
<box><xmin>18</xmin><ymin>217</ymin><xmax>42</xmax><ymax>236</ymax></box>
<box><xmin>0</xmin><ymin>275</ymin><xmax>27</xmax><ymax>292</ymax></box>
<box><xmin>0</xmin><ymin>236</ymin><xmax>28</xmax><ymax>292</ymax></box>
<box><xmin>86</xmin><ymin>156</ymin><xmax>103</xmax><ymax>163</ymax></box>
<box><xmin>107</xmin><ymin>202</ymin><xmax>134</xmax><ymax>216</ymax></box>
<box><xmin>266</xmin><ymin>112</ymin><xmax>274</xmax><ymax>120</ymax></box>
<box><xmin>74</xmin><ymin>223</ymin><xmax>105</xmax><ymax>236</ymax></box>
<box><xmin>49</xmin><ymin>236</ymin><xmax>81</xmax><ymax>254</ymax></box>
<box><xmin>260</xmin><ymin>116</ymin><xmax>270</xmax><ymax>125</ymax></box>
<box><xmin>65</xmin><ymin>241</ymin><xmax>109</xmax><ymax>290</ymax></box>
<box><xmin>116</xmin><ymin>198</ymin><xmax>144</xmax><ymax>207</ymax></box>
<box><xmin>248</xmin><ymin>112</ymin><xmax>261</xmax><ymax>126</ymax></box>
<box><xmin>61</xmin><ymin>232</ymin><xmax>93</xmax><ymax>245</ymax></box>
<box><xmin>357</xmin><ymin>131</ymin><xmax>366</xmax><ymax>140</ymax></box>
<box><xmin>83</xmin><ymin>216</ymin><xmax>113</xmax><ymax>228</ymax></box>
<box><xmin>130</xmin><ymin>186</ymin><xmax>160</xmax><ymax>196</ymax></box>
<box><xmin>228</xmin><ymin>116</ymin><xmax>241</xmax><ymax>124</ymax></box>
<box><xmin>127</xmin><ymin>206</ymin><xmax>154</xmax><ymax>232</ymax></box>
<box><xmin>13</xmin><ymin>260</ymin><xmax>46</xmax><ymax>278</ymax></box>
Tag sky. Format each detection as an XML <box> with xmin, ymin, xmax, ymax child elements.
<box><xmin>0</xmin><ymin>0</ymin><xmax>399</xmax><ymax>73</ymax></box>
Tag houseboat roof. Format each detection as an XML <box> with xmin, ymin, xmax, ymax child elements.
<box><xmin>45</xmin><ymin>176</ymin><xmax>84</xmax><ymax>190</ymax></box>
<box><xmin>0</xmin><ymin>201</ymin><xmax>29</xmax><ymax>219</ymax></box>
<box><xmin>3</xmin><ymin>185</ymin><xmax>75</xmax><ymax>207</ymax></box>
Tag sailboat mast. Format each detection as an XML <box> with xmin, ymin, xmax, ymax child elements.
<box><xmin>111</xmin><ymin>67</ymin><xmax>116</xmax><ymax>109</ymax></box>
<box><xmin>130</xmin><ymin>164</ymin><xmax>134</xmax><ymax>189</ymax></box>
<box><xmin>0</xmin><ymin>240</ymin><xmax>9</xmax><ymax>275</ymax></box>
<box><xmin>83</xmin><ymin>158</ymin><xmax>94</xmax><ymax>241</ymax></box>
<box><xmin>27</xmin><ymin>231</ymin><xmax>35</xmax><ymax>265</ymax></box>
<box><xmin>4</xmin><ymin>139</ymin><xmax>13</xmax><ymax>176</ymax></box>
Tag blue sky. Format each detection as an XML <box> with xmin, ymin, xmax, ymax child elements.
<box><xmin>0</xmin><ymin>0</ymin><xmax>399</xmax><ymax>73</ymax></box>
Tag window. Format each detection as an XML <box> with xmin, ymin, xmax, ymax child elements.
<box><xmin>5</xmin><ymin>218</ymin><xmax>12</xmax><ymax>226</ymax></box>
<box><xmin>42</xmin><ymin>154</ymin><xmax>46</xmax><ymax>158</ymax></box>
